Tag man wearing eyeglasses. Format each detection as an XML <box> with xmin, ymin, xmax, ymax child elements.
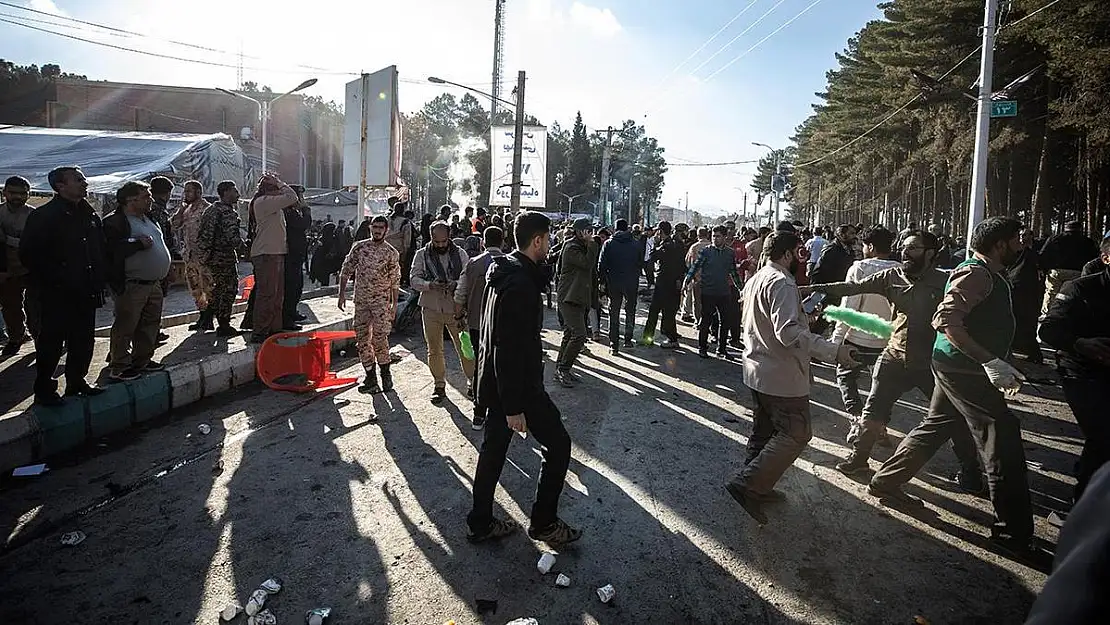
<box><xmin>801</xmin><ymin>230</ymin><xmax>983</xmax><ymax>492</ymax></box>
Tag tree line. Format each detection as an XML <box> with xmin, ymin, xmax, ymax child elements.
<box><xmin>758</xmin><ymin>0</ymin><xmax>1110</xmax><ymax>239</ymax></box>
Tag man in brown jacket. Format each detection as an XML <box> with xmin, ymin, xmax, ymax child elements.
<box><xmin>249</xmin><ymin>173</ymin><xmax>298</xmax><ymax>343</ymax></box>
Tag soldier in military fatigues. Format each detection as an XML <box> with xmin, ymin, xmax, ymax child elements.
<box><xmin>197</xmin><ymin>181</ymin><xmax>243</xmax><ymax>337</ymax></box>
<box><xmin>339</xmin><ymin>215</ymin><xmax>400</xmax><ymax>394</ymax></box>
<box><xmin>171</xmin><ymin>180</ymin><xmax>214</xmax><ymax>331</ymax></box>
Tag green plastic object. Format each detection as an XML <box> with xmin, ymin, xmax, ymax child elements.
<box><xmin>459</xmin><ymin>330</ymin><xmax>475</xmax><ymax>360</ymax></box>
<box><xmin>823</xmin><ymin>305</ymin><xmax>894</xmax><ymax>339</ymax></box>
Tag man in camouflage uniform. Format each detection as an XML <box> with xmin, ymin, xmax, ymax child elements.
<box><xmin>339</xmin><ymin>215</ymin><xmax>400</xmax><ymax>394</ymax></box>
<box><xmin>170</xmin><ymin>180</ymin><xmax>214</xmax><ymax>331</ymax></box>
<box><xmin>197</xmin><ymin>180</ymin><xmax>243</xmax><ymax>337</ymax></box>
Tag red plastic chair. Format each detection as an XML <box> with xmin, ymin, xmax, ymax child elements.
<box><xmin>238</xmin><ymin>275</ymin><xmax>255</xmax><ymax>302</ymax></box>
<box><xmin>256</xmin><ymin>331</ymin><xmax>359</xmax><ymax>393</ymax></box>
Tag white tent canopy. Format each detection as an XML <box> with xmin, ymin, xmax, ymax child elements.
<box><xmin>0</xmin><ymin>125</ymin><xmax>249</xmax><ymax>195</ymax></box>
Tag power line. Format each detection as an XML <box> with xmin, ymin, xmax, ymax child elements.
<box><xmin>668</xmin><ymin>159</ymin><xmax>762</xmax><ymax>167</ymax></box>
<box><xmin>649</xmin><ymin>0</ymin><xmax>760</xmax><ymax>90</ymax></box>
<box><xmin>703</xmin><ymin>0</ymin><xmax>825</xmax><ymax>81</ymax></box>
<box><xmin>688</xmin><ymin>0</ymin><xmax>790</xmax><ymax>77</ymax></box>
<box><xmin>0</xmin><ymin>16</ymin><xmax>358</xmax><ymax>75</ymax></box>
<box><xmin>0</xmin><ymin>0</ymin><xmax>347</xmax><ymax>74</ymax></box>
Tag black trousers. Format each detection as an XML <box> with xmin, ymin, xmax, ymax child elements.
<box><xmin>1062</xmin><ymin>377</ymin><xmax>1110</xmax><ymax>500</ymax></box>
<box><xmin>467</xmin><ymin>393</ymin><xmax>571</xmax><ymax>532</ymax></box>
<box><xmin>608</xmin><ymin>285</ymin><xmax>638</xmax><ymax>345</ymax></box>
<box><xmin>283</xmin><ymin>253</ymin><xmax>306</xmax><ymax>327</ymax></box>
<box><xmin>643</xmin><ymin>282</ymin><xmax>680</xmax><ymax>343</ymax></box>
<box><xmin>872</xmin><ymin>368</ymin><xmax>1033</xmax><ymax>541</ymax></box>
<box><xmin>470</xmin><ymin>327</ymin><xmax>486</xmax><ymax>420</ymax></box>
<box><xmin>1011</xmin><ymin>290</ymin><xmax>1042</xmax><ymax>361</ymax></box>
<box><xmin>699</xmin><ymin>292</ymin><xmax>735</xmax><ymax>352</ymax></box>
<box><xmin>35</xmin><ymin>295</ymin><xmax>96</xmax><ymax>397</ymax></box>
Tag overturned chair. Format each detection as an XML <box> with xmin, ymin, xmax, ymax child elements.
<box><xmin>256</xmin><ymin>331</ymin><xmax>358</xmax><ymax>393</ymax></box>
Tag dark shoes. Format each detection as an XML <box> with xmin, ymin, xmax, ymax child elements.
<box><xmin>157</xmin><ymin>331</ymin><xmax>170</xmax><ymax>343</ymax></box>
<box><xmin>358</xmin><ymin>376</ymin><xmax>382</xmax><ymax>394</ymax></box>
<box><xmin>34</xmin><ymin>392</ymin><xmax>65</xmax><ymax>407</ymax></box>
<box><xmin>430</xmin><ymin>387</ymin><xmax>446</xmax><ymax>404</ymax></box>
<box><xmin>188</xmin><ymin>312</ymin><xmax>215</xmax><ymax>332</ymax></box>
<box><xmin>836</xmin><ymin>453</ymin><xmax>871</xmax><ymax>476</ymax></box>
<box><xmin>725</xmin><ymin>482</ymin><xmax>769</xmax><ymax>525</ymax></box>
<box><xmin>215</xmin><ymin>326</ymin><xmax>239</xmax><ymax>338</ymax></box>
<box><xmin>528</xmin><ymin>518</ymin><xmax>582</xmax><ymax>545</ymax></box>
<box><xmin>472</xmin><ymin>414</ymin><xmax>487</xmax><ymax>431</ymax></box>
<box><xmin>952</xmin><ymin>471</ymin><xmax>986</xmax><ymax>496</ymax></box>
<box><xmin>379</xmin><ymin>365</ymin><xmax>393</xmax><ymax>392</ymax></box>
<box><xmin>867</xmin><ymin>484</ymin><xmax>923</xmax><ymax>508</ymax></box>
<box><xmin>65</xmin><ymin>383</ymin><xmax>106</xmax><ymax>397</ymax></box>
<box><xmin>467</xmin><ymin>517</ymin><xmax>520</xmax><ymax>543</ymax></box>
<box><xmin>109</xmin><ymin>368</ymin><xmax>141</xmax><ymax>382</ymax></box>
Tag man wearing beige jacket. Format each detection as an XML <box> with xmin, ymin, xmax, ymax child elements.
<box><xmin>727</xmin><ymin>230</ymin><xmax>857</xmax><ymax>525</ymax></box>
<box><xmin>249</xmin><ymin>173</ymin><xmax>298</xmax><ymax>343</ymax></box>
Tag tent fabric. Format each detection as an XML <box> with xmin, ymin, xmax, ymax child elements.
<box><xmin>0</xmin><ymin>125</ymin><xmax>248</xmax><ymax>194</ymax></box>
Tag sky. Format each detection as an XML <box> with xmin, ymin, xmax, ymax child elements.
<box><xmin>0</xmin><ymin>0</ymin><xmax>884</xmax><ymax>217</ymax></box>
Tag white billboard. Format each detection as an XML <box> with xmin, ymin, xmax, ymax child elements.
<box><xmin>343</xmin><ymin>66</ymin><xmax>402</xmax><ymax>188</ymax></box>
<box><xmin>489</xmin><ymin>125</ymin><xmax>546</xmax><ymax>208</ymax></box>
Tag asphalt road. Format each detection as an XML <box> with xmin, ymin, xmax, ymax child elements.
<box><xmin>0</xmin><ymin>303</ymin><xmax>1070</xmax><ymax>624</ymax></box>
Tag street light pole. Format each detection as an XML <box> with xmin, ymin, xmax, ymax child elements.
<box><xmin>217</xmin><ymin>78</ymin><xmax>317</xmax><ymax>177</ymax></box>
<box><xmin>966</xmin><ymin>0</ymin><xmax>999</xmax><ymax>251</ymax></box>
<box><xmin>559</xmin><ymin>192</ymin><xmax>584</xmax><ymax>221</ymax></box>
<box><xmin>753</xmin><ymin>142</ymin><xmax>783</xmax><ymax>224</ymax></box>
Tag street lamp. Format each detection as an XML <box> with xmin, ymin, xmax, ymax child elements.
<box><xmin>559</xmin><ymin>192</ymin><xmax>584</xmax><ymax>221</ymax></box>
<box><xmin>217</xmin><ymin>78</ymin><xmax>318</xmax><ymax>176</ymax></box>
<box><xmin>428</xmin><ymin>76</ymin><xmax>516</xmax><ymax>111</ymax></box>
<box><xmin>429</xmin><ymin>73</ymin><xmax>527</xmax><ymax>212</ymax></box>
<box><xmin>753</xmin><ymin>142</ymin><xmax>784</xmax><ymax>224</ymax></box>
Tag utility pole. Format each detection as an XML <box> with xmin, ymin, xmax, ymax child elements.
<box><xmin>966</xmin><ymin>0</ymin><xmax>999</xmax><ymax>250</ymax></box>
<box><xmin>510</xmin><ymin>70</ymin><xmax>526</xmax><ymax>212</ymax></box>
<box><xmin>742</xmin><ymin>192</ymin><xmax>748</xmax><ymax>223</ymax></box>
<box><xmin>598</xmin><ymin>126</ymin><xmax>615</xmax><ymax>224</ymax></box>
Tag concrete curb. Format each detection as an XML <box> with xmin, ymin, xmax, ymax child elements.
<box><xmin>93</xmin><ymin>285</ymin><xmax>339</xmax><ymax>337</ymax></box>
<box><xmin>1</xmin><ymin>314</ymin><xmax>354</xmax><ymax>475</ymax></box>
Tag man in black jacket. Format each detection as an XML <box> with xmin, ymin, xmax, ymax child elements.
<box><xmin>282</xmin><ymin>185</ymin><xmax>312</xmax><ymax>330</ymax></box>
<box><xmin>1039</xmin><ymin>221</ymin><xmax>1099</xmax><ymax>316</ymax></box>
<box><xmin>19</xmin><ymin>166</ymin><xmax>109</xmax><ymax>405</ymax></box>
<box><xmin>598</xmin><ymin>219</ymin><xmax>642</xmax><ymax>354</ymax></box>
<box><xmin>1039</xmin><ymin>235</ymin><xmax>1110</xmax><ymax>501</ymax></box>
<box><xmin>640</xmin><ymin>221</ymin><xmax>685</xmax><ymax>348</ymax></box>
<box><xmin>809</xmin><ymin>224</ymin><xmax>858</xmax><ymax>293</ymax></box>
<box><xmin>467</xmin><ymin>211</ymin><xmax>582</xmax><ymax>546</ymax></box>
<box><xmin>1007</xmin><ymin>227</ymin><xmax>1044</xmax><ymax>364</ymax></box>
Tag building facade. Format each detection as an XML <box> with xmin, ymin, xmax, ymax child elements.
<box><xmin>31</xmin><ymin>79</ymin><xmax>343</xmax><ymax>190</ymax></box>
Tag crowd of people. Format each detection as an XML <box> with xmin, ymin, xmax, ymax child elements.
<box><xmin>0</xmin><ymin>167</ymin><xmax>313</xmax><ymax>405</ymax></box>
<box><xmin>3</xmin><ymin>169</ymin><xmax>1109</xmax><ymax>615</ymax></box>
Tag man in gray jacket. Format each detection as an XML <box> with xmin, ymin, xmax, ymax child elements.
<box><xmin>454</xmin><ymin>226</ymin><xmax>504</xmax><ymax>429</ymax></box>
<box><xmin>412</xmin><ymin>221</ymin><xmax>472</xmax><ymax>404</ymax></box>
<box><xmin>555</xmin><ymin>218</ymin><xmax>595</xmax><ymax>387</ymax></box>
